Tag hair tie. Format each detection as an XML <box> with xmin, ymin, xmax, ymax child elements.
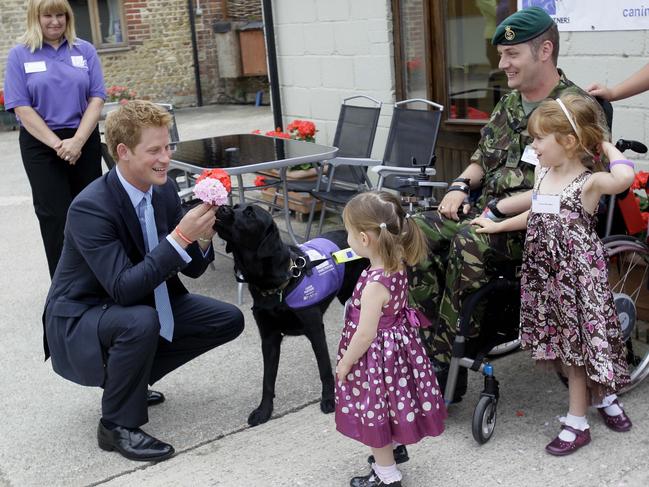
<box><xmin>555</xmin><ymin>98</ymin><xmax>579</xmax><ymax>136</ymax></box>
<box><xmin>379</xmin><ymin>222</ymin><xmax>387</xmax><ymax>229</ymax></box>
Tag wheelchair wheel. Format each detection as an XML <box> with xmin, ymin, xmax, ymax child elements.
<box><xmin>605</xmin><ymin>236</ymin><xmax>649</xmax><ymax>393</ymax></box>
<box><xmin>472</xmin><ymin>395</ymin><xmax>497</xmax><ymax>444</ymax></box>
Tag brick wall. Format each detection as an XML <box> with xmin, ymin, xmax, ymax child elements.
<box><xmin>0</xmin><ymin>0</ymin><xmax>267</xmax><ymax>108</ymax></box>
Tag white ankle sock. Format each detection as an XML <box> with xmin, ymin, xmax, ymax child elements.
<box><xmin>595</xmin><ymin>394</ymin><xmax>623</xmax><ymax>416</ymax></box>
<box><xmin>373</xmin><ymin>463</ymin><xmax>402</xmax><ymax>484</ymax></box>
<box><xmin>559</xmin><ymin>414</ymin><xmax>588</xmax><ymax>441</ymax></box>
<box><xmin>603</xmin><ymin>402</ymin><xmax>623</xmax><ymax>416</ymax></box>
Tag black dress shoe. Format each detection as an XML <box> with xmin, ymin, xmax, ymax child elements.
<box><xmin>367</xmin><ymin>444</ymin><xmax>409</xmax><ymax>465</ymax></box>
<box><xmin>97</xmin><ymin>422</ymin><xmax>174</xmax><ymax>462</ymax></box>
<box><xmin>147</xmin><ymin>389</ymin><xmax>165</xmax><ymax>407</ymax></box>
<box><xmin>350</xmin><ymin>470</ymin><xmax>402</xmax><ymax>487</ymax></box>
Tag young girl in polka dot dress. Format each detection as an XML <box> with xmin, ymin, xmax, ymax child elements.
<box><xmin>336</xmin><ymin>191</ymin><xmax>446</xmax><ymax>487</ymax></box>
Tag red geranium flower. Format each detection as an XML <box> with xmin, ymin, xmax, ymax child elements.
<box><xmin>265</xmin><ymin>129</ymin><xmax>291</xmax><ymax>139</ymax></box>
<box><xmin>254</xmin><ymin>175</ymin><xmax>267</xmax><ymax>187</ymax></box>
<box><xmin>631</xmin><ymin>171</ymin><xmax>649</xmax><ymax>191</ymax></box>
<box><xmin>287</xmin><ymin>119</ymin><xmax>317</xmax><ymax>141</ymax></box>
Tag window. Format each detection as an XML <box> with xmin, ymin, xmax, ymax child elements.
<box><xmin>70</xmin><ymin>0</ymin><xmax>127</xmax><ymax>49</ymax></box>
<box><xmin>393</xmin><ymin>0</ymin><xmax>516</xmax><ymax>128</ymax></box>
<box><xmin>395</xmin><ymin>0</ymin><xmax>428</xmax><ymax>100</ymax></box>
<box><xmin>445</xmin><ymin>0</ymin><xmax>510</xmax><ymax>121</ymax></box>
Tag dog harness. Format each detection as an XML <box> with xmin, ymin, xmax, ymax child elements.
<box><xmin>284</xmin><ymin>238</ymin><xmax>344</xmax><ymax>309</ymax></box>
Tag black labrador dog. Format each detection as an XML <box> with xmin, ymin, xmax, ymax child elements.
<box><xmin>215</xmin><ymin>203</ymin><xmax>367</xmax><ymax>426</ymax></box>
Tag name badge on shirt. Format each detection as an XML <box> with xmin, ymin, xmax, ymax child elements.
<box><xmin>532</xmin><ymin>191</ymin><xmax>560</xmax><ymax>214</ymax></box>
<box><xmin>71</xmin><ymin>56</ymin><xmax>87</xmax><ymax>69</ymax></box>
<box><xmin>521</xmin><ymin>145</ymin><xmax>539</xmax><ymax>166</ymax></box>
<box><xmin>24</xmin><ymin>61</ymin><xmax>46</xmax><ymax>73</ymax></box>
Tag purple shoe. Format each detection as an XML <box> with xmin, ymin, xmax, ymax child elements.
<box><xmin>545</xmin><ymin>425</ymin><xmax>591</xmax><ymax>456</ymax></box>
<box><xmin>598</xmin><ymin>399</ymin><xmax>632</xmax><ymax>432</ymax></box>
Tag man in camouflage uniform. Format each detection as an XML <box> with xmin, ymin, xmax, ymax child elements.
<box><xmin>410</xmin><ymin>7</ymin><xmax>607</xmax><ymax>400</ymax></box>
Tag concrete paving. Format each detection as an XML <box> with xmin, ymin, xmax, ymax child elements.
<box><xmin>0</xmin><ymin>104</ymin><xmax>648</xmax><ymax>487</ymax></box>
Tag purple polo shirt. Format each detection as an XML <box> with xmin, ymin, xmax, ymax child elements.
<box><xmin>3</xmin><ymin>38</ymin><xmax>105</xmax><ymax>130</ymax></box>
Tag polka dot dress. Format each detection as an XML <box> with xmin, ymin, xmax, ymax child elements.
<box><xmin>335</xmin><ymin>268</ymin><xmax>447</xmax><ymax>448</ymax></box>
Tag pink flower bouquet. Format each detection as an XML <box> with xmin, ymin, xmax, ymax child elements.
<box><xmin>193</xmin><ymin>168</ymin><xmax>231</xmax><ymax>206</ymax></box>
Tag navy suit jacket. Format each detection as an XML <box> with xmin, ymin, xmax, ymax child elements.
<box><xmin>43</xmin><ymin>168</ymin><xmax>214</xmax><ymax>386</ymax></box>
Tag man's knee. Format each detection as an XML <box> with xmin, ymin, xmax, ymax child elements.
<box><xmin>224</xmin><ymin>304</ymin><xmax>245</xmax><ymax>338</ymax></box>
<box><xmin>117</xmin><ymin>306</ymin><xmax>160</xmax><ymax>341</ymax></box>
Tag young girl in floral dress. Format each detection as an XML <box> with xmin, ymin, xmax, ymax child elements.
<box><xmin>473</xmin><ymin>93</ymin><xmax>634</xmax><ymax>456</ymax></box>
<box><xmin>336</xmin><ymin>191</ymin><xmax>446</xmax><ymax>487</ymax></box>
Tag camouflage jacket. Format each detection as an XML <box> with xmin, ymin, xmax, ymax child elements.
<box><xmin>471</xmin><ymin>69</ymin><xmax>605</xmax><ymax>209</ymax></box>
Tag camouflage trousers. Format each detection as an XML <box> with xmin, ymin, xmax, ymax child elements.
<box><xmin>408</xmin><ymin>209</ymin><xmax>525</xmax><ymax>365</ymax></box>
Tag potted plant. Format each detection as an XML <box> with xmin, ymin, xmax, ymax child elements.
<box><xmin>253</xmin><ymin>119</ymin><xmax>323</xmax><ymax>218</ymax></box>
<box><xmin>106</xmin><ymin>85</ymin><xmax>138</xmax><ymax>104</ymax></box>
<box><xmin>253</xmin><ymin>119</ymin><xmax>319</xmax><ymax>179</ymax></box>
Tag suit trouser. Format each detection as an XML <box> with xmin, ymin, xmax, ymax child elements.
<box><xmin>97</xmin><ymin>293</ymin><xmax>244</xmax><ymax>428</ymax></box>
<box><xmin>19</xmin><ymin>127</ymin><xmax>102</xmax><ymax>278</ymax></box>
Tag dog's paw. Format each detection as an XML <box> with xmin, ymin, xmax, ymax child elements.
<box><xmin>248</xmin><ymin>405</ymin><xmax>273</xmax><ymax>426</ymax></box>
<box><xmin>320</xmin><ymin>398</ymin><xmax>335</xmax><ymax>414</ymax></box>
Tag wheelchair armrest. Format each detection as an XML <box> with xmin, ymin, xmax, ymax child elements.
<box><xmin>371</xmin><ymin>165</ymin><xmax>437</xmax><ymax>176</ymax></box>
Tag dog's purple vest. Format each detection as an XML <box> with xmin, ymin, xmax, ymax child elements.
<box><xmin>285</xmin><ymin>238</ymin><xmax>344</xmax><ymax>309</ymax></box>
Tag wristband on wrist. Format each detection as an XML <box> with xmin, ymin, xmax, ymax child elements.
<box><xmin>447</xmin><ymin>185</ymin><xmax>469</xmax><ymax>195</ymax></box>
<box><xmin>174</xmin><ymin>227</ymin><xmax>193</xmax><ymax>245</ymax></box>
<box><xmin>452</xmin><ymin>177</ymin><xmax>471</xmax><ymax>185</ymax></box>
<box><xmin>482</xmin><ymin>208</ymin><xmax>501</xmax><ymax>221</ymax></box>
<box><xmin>610</xmin><ymin>159</ymin><xmax>635</xmax><ymax>169</ymax></box>
<box><xmin>487</xmin><ymin>198</ymin><xmax>507</xmax><ymax>219</ymax></box>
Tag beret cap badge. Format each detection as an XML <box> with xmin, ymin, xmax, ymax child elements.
<box><xmin>491</xmin><ymin>7</ymin><xmax>555</xmax><ymax>46</ymax></box>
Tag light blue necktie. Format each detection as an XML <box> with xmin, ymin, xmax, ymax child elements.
<box><xmin>140</xmin><ymin>194</ymin><xmax>174</xmax><ymax>342</ymax></box>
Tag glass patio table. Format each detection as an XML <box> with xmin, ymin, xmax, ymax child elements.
<box><xmin>170</xmin><ymin>133</ymin><xmax>338</xmax><ymax>244</ymax></box>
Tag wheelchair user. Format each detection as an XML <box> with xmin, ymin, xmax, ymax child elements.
<box><xmin>407</xmin><ymin>6</ymin><xmax>609</xmax><ymax>403</ymax></box>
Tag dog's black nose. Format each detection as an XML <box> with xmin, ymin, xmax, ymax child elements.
<box><xmin>216</xmin><ymin>205</ymin><xmax>233</xmax><ymax>219</ymax></box>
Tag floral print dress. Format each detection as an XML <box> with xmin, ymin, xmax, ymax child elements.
<box><xmin>520</xmin><ymin>168</ymin><xmax>630</xmax><ymax>398</ymax></box>
<box><xmin>335</xmin><ymin>268</ymin><xmax>446</xmax><ymax>448</ymax></box>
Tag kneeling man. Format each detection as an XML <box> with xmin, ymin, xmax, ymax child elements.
<box><xmin>43</xmin><ymin>100</ymin><xmax>244</xmax><ymax>462</ymax></box>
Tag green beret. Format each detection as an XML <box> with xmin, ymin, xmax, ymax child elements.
<box><xmin>491</xmin><ymin>7</ymin><xmax>555</xmax><ymax>46</ymax></box>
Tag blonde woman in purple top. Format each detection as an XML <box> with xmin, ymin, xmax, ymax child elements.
<box><xmin>3</xmin><ymin>0</ymin><xmax>105</xmax><ymax>277</ymax></box>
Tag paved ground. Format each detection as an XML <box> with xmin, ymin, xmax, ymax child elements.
<box><xmin>0</xmin><ymin>104</ymin><xmax>648</xmax><ymax>487</ymax></box>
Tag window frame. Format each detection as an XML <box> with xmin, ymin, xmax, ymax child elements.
<box><xmin>392</xmin><ymin>0</ymin><xmax>517</xmax><ymax>133</ymax></box>
<box><xmin>80</xmin><ymin>0</ymin><xmax>129</xmax><ymax>50</ymax></box>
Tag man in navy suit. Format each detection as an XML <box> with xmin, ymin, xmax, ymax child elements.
<box><xmin>43</xmin><ymin>100</ymin><xmax>244</xmax><ymax>462</ymax></box>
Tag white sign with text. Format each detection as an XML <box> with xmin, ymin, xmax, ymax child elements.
<box><xmin>518</xmin><ymin>0</ymin><xmax>649</xmax><ymax>31</ymax></box>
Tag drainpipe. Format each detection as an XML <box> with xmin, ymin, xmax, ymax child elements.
<box><xmin>187</xmin><ymin>0</ymin><xmax>203</xmax><ymax>106</ymax></box>
<box><xmin>261</xmin><ymin>0</ymin><xmax>282</xmax><ymax>130</ymax></box>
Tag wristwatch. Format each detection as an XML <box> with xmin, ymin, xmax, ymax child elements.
<box><xmin>487</xmin><ymin>198</ymin><xmax>507</xmax><ymax>219</ymax></box>
<box><xmin>447</xmin><ymin>185</ymin><xmax>469</xmax><ymax>194</ymax></box>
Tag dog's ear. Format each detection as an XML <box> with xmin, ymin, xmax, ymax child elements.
<box><xmin>257</xmin><ymin>232</ymin><xmax>278</xmax><ymax>258</ymax></box>
<box><xmin>257</xmin><ymin>223</ymin><xmax>284</xmax><ymax>259</ymax></box>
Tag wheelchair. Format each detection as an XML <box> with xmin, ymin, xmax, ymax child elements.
<box><xmin>395</xmin><ymin>138</ymin><xmax>649</xmax><ymax>445</ymax></box>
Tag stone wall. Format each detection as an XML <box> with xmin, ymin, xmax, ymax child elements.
<box><xmin>0</xmin><ymin>0</ymin><xmax>267</xmax><ymax>108</ymax></box>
